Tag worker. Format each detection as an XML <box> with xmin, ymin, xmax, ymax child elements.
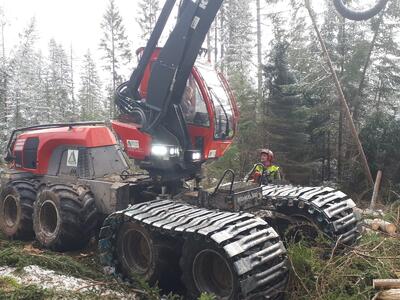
<box><xmin>252</xmin><ymin>149</ymin><xmax>281</xmax><ymax>184</ymax></box>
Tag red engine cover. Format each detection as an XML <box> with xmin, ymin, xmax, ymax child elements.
<box><xmin>13</xmin><ymin>126</ymin><xmax>117</xmax><ymax>175</ymax></box>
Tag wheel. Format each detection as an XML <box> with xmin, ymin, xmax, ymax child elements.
<box><xmin>0</xmin><ymin>180</ymin><xmax>37</xmax><ymax>240</ymax></box>
<box><xmin>116</xmin><ymin>222</ymin><xmax>181</xmax><ymax>291</ymax></box>
<box><xmin>180</xmin><ymin>239</ymin><xmax>239</xmax><ymax>300</ymax></box>
<box><xmin>33</xmin><ymin>184</ymin><xmax>98</xmax><ymax>251</ymax></box>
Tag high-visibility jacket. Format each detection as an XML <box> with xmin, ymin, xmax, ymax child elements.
<box><xmin>254</xmin><ymin>164</ymin><xmax>281</xmax><ymax>182</ymax></box>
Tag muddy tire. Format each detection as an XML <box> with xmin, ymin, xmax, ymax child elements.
<box><xmin>0</xmin><ymin>180</ymin><xmax>37</xmax><ymax>240</ymax></box>
<box><xmin>180</xmin><ymin>239</ymin><xmax>240</xmax><ymax>300</ymax></box>
<box><xmin>116</xmin><ymin>221</ymin><xmax>180</xmax><ymax>290</ymax></box>
<box><xmin>33</xmin><ymin>184</ymin><xmax>97</xmax><ymax>251</ymax></box>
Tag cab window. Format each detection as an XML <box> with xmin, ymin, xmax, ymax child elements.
<box><xmin>181</xmin><ymin>74</ymin><xmax>210</xmax><ymax>127</ymax></box>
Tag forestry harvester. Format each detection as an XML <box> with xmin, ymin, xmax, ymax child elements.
<box><xmin>0</xmin><ymin>0</ymin><xmax>387</xmax><ymax>299</ymax></box>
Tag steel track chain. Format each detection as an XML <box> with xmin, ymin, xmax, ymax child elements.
<box><xmin>262</xmin><ymin>184</ymin><xmax>360</xmax><ymax>244</ymax></box>
<box><xmin>98</xmin><ymin>200</ymin><xmax>289</xmax><ymax>299</ymax></box>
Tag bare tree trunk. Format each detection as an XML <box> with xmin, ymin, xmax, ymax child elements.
<box><xmin>220</xmin><ymin>4</ymin><xmax>225</xmax><ymax>71</ymax></box>
<box><xmin>353</xmin><ymin>12</ymin><xmax>384</xmax><ymax>122</ymax></box>
<box><xmin>327</xmin><ymin>130</ymin><xmax>331</xmax><ymax>181</ymax></box>
<box><xmin>338</xmin><ymin>108</ymin><xmax>343</xmax><ymax>182</ymax></box>
<box><xmin>206</xmin><ymin>31</ymin><xmax>211</xmax><ymax>62</ymax></box>
<box><xmin>111</xmin><ymin>27</ymin><xmax>116</xmax><ymax>119</ymax></box>
<box><xmin>256</xmin><ymin>0</ymin><xmax>263</xmax><ymax>101</ymax></box>
<box><xmin>321</xmin><ymin>134</ymin><xmax>326</xmax><ymax>182</ymax></box>
<box><xmin>337</xmin><ymin>17</ymin><xmax>345</xmax><ymax>183</ymax></box>
<box><xmin>70</xmin><ymin>44</ymin><xmax>76</xmax><ymax>119</ymax></box>
<box><xmin>214</xmin><ymin>18</ymin><xmax>218</xmax><ymax>65</ymax></box>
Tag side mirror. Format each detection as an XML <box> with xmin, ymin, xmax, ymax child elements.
<box><xmin>332</xmin><ymin>0</ymin><xmax>388</xmax><ymax>21</ymax></box>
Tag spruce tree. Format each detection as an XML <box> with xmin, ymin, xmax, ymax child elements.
<box><xmin>209</xmin><ymin>0</ymin><xmax>259</xmax><ymax>177</ymax></box>
<box><xmin>7</xmin><ymin>18</ymin><xmax>43</xmax><ymax>128</ymax></box>
<box><xmin>47</xmin><ymin>39</ymin><xmax>74</xmax><ymax>122</ymax></box>
<box><xmin>136</xmin><ymin>0</ymin><xmax>160</xmax><ymax>41</ymax></box>
<box><xmin>264</xmin><ymin>41</ymin><xmax>311</xmax><ymax>185</ymax></box>
<box><xmin>0</xmin><ymin>7</ymin><xmax>8</xmax><ymax>153</ymax></box>
<box><xmin>78</xmin><ymin>50</ymin><xmax>104</xmax><ymax>121</ymax></box>
<box><xmin>99</xmin><ymin>0</ymin><xmax>132</xmax><ymax>119</ymax></box>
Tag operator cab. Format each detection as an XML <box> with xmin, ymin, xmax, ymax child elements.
<box><xmin>112</xmin><ymin>48</ymin><xmax>238</xmax><ymax>180</ymax></box>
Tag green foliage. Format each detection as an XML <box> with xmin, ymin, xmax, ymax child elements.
<box><xmin>198</xmin><ymin>293</ymin><xmax>216</xmax><ymax>300</ymax></box>
<box><xmin>287</xmin><ymin>233</ymin><xmax>400</xmax><ymax>299</ymax></box>
<box><xmin>133</xmin><ymin>275</ymin><xmax>182</xmax><ymax>300</ymax></box>
<box><xmin>0</xmin><ymin>277</ymin><xmax>53</xmax><ymax>300</ymax></box>
<box><xmin>263</xmin><ymin>40</ymin><xmax>312</xmax><ymax>185</ymax></box>
<box><xmin>360</xmin><ymin>111</ymin><xmax>400</xmax><ymax>201</ymax></box>
<box><xmin>136</xmin><ymin>0</ymin><xmax>160</xmax><ymax>41</ymax></box>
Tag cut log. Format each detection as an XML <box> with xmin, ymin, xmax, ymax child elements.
<box><xmin>364</xmin><ymin>219</ymin><xmax>380</xmax><ymax>231</ymax></box>
<box><xmin>363</xmin><ymin>219</ymin><xmax>397</xmax><ymax>234</ymax></box>
<box><xmin>373</xmin><ymin>289</ymin><xmax>400</xmax><ymax>300</ymax></box>
<box><xmin>374</xmin><ymin>279</ymin><xmax>400</xmax><ymax>290</ymax></box>
<box><xmin>375</xmin><ymin>219</ymin><xmax>397</xmax><ymax>235</ymax></box>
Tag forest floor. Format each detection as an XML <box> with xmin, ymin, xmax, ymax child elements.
<box><xmin>0</xmin><ymin>228</ymin><xmax>399</xmax><ymax>299</ymax></box>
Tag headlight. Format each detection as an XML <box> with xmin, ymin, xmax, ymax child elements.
<box><xmin>192</xmin><ymin>152</ymin><xmax>201</xmax><ymax>161</ymax></box>
<box><xmin>151</xmin><ymin>145</ymin><xmax>180</xmax><ymax>158</ymax></box>
<box><xmin>151</xmin><ymin>145</ymin><xmax>168</xmax><ymax>156</ymax></box>
<box><xmin>184</xmin><ymin>150</ymin><xmax>202</xmax><ymax>162</ymax></box>
<box><xmin>169</xmin><ymin>147</ymin><xmax>180</xmax><ymax>156</ymax></box>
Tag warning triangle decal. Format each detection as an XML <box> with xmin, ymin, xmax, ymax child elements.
<box><xmin>67</xmin><ymin>150</ymin><xmax>79</xmax><ymax>167</ymax></box>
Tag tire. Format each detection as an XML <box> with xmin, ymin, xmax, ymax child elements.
<box><xmin>180</xmin><ymin>239</ymin><xmax>240</xmax><ymax>300</ymax></box>
<box><xmin>33</xmin><ymin>184</ymin><xmax>98</xmax><ymax>251</ymax></box>
<box><xmin>115</xmin><ymin>221</ymin><xmax>181</xmax><ymax>291</ymax></box>
<box><xmin>0</xmin><ymin>180</ymin><xmax>37</xmax><ymax>240</ymax></box>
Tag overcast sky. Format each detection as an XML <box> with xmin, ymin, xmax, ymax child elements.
<box><xmin>0</xmin><ymin>0</ymin><xmax>144</xmax><ymax>63</ymax></box>
<box><xmin>0</xmin><ymin>0</ymin><xmax>341</xmax><ymax>82</ymax></box>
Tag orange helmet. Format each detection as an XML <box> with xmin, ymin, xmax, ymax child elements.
<box><xmin>260</xmin><ymin>149</ymin><xmax>274</xmax><ymax>161</ymax></box>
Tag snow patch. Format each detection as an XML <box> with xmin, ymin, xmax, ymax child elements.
<box><xmin>0</xmin><ymin>265</ymin><xmax>135</xmax><ymax>299</ymax></box>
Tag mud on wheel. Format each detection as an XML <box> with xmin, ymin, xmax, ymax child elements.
<box><xmin>33</xmin><ymin>184</ymin><xmax>98</xmax><ymax>251</ymax></box>
<box><xmin>0</xmin><ymin>180</ymin><xmax>37</xmax><ymax>240</ymax></box>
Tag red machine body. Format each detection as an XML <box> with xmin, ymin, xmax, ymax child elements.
<box><xmin>11</xmin><ymin>126</ymin><xmax>117</xmax><ymax>175</ymax></box>
<box><xmin>112</xmin><ymin>48</ymin><xmax>239</xmax><ymax>163</ymax></box>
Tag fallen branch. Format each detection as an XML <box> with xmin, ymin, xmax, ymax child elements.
<box><xmin>288</xmin><ymin>256</ymin><xmax>312</xmax><ymax>297</ymax></box>
<box><xmin>352</xmin><ymin>251</ymin><xmax>400</xmax><ymax>260</ymax></box>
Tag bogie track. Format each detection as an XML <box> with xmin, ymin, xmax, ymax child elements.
<box><xmin>262</xmin><ymin>185</ymin><xmax>360</xmax><ymax>245</ymax></box>
<box><xmin>99</xmin><ymin>200</ymin><xmax>289</xmax><ymax>299</ymax></box>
